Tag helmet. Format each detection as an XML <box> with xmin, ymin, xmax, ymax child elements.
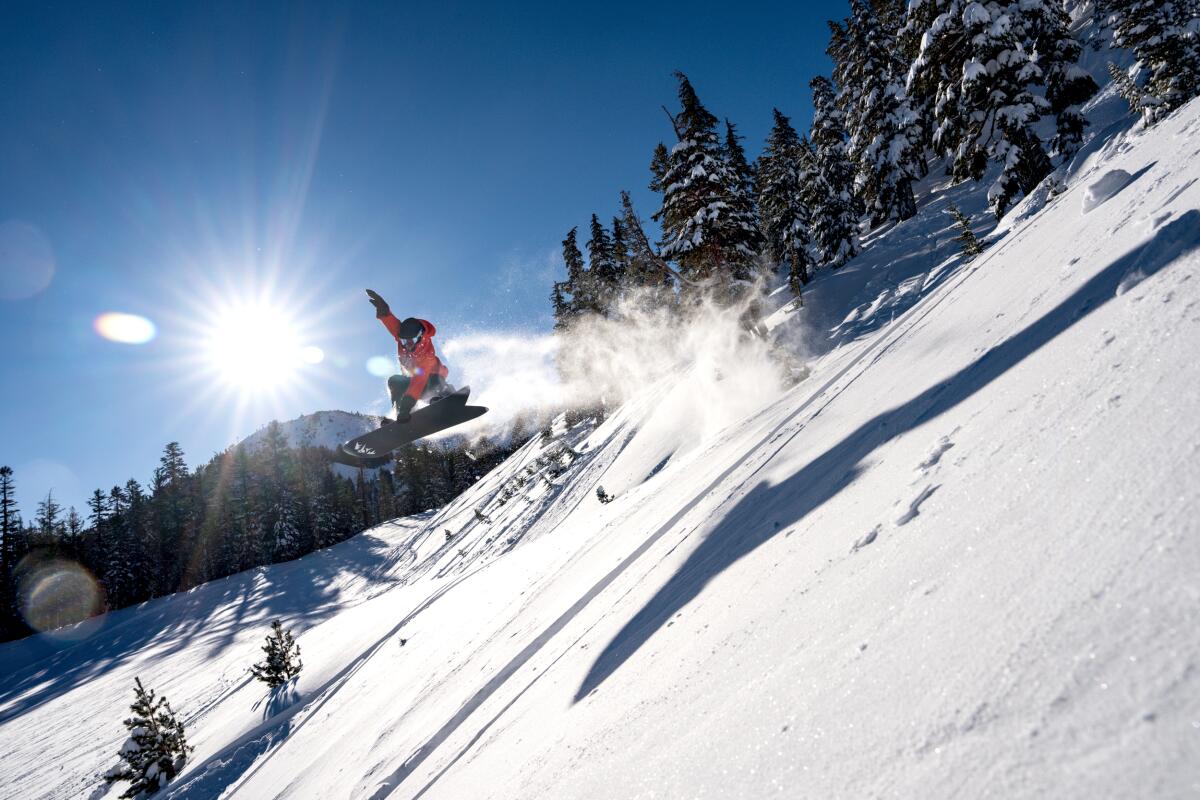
<box><xmin>397</xmin><ymin>317</ymin><xmax>424</xmax><ymax>340</ymax></box>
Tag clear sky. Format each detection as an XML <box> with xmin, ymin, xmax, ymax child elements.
<box><xmin>0</xmin><ymin>0</ymin><xmax>842</xmax><ymax>518</ymax></box>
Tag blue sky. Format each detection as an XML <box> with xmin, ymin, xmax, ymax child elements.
<box><xmin>0</xmin><ymin>0</ymin><xmax>842</xmax><ymax>517</ymax></box>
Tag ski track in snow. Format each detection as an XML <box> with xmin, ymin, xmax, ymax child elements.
<box><xmin>4</xmin><ymin>101</ymin><xmax>1200</xmax><ymax>800</ymax></box>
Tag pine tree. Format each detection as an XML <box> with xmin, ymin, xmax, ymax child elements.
<box><xmin>553</xmin><ymin>226</ymin><xmax>597</xmax><ymax>331</ymax></box>
<box><xmin>963</xmin><ymin>1</ymin><xmax>1054</xmax><ymax>217</ymax></box>
<box><xmin>250</xmin><ymin>620</ymin><xmax>303</xmax><ymax>688</ymax></box>
<box><xmin>1024</xmin><ymin>0</ymin><xmax>1099</xmax><ymax>159</ymax></box>
<box><xmin>118</xmin><ymin>481</ymin><xmax>146</xmax><ymax>604</ymax></box>
<box><xmin>64</xmin><ymin>507</ymin><xmax>83</xmax><ymax>556</ymax></box>
<box><xmin>104</xmin><ymin>677</ymin><xmax>192</xmax><ymax>799</ymax></box>
<box><xmin>0</xmin><ymin>466</ymin><xmax>24</xmax><ymax>638</ymax></box>
<box><xmin>913</xmin><ymin>0</ymin><xmax>1094</xmax><ymax>216</ymax></box>
<box><xmin>1107</xmin><ymin>62</ymin><xmax>1156</xmax><ymax>119</ymax></box>
<box><xmin>1100</xmin><ymin>0</ymin><xmax>1200</xmax><ymax>123</ymax></box>
<box><xmin>377</xmin><ymin>469</ymin><xmax>398</xmax><ymax>521</ymax></box>
<box><xmin>904</xmin><ymin>0</ymin><xmax>969</xmax><ymax>168</ymax></box>
<box><xmin>35</xmin><ymin>490</ymin><xmax>63</xmax><ymax>541</ymax></box>
<box><xmin>151</xmin><ymin>442</ymin><xmax>190</xmax><ymax>596</ymax></box>
<box><xmin>834</xmin><ymin>0</ymin><xmax>921</xmax><ymax>225</ymax></box>
<box><xmin>654</xmin><ymin>72</ymin><xmax>764</xmax><ymax>291</ymax></box>
<box><xmin>271</xmin><ymin>490</ymin><xmax>303</xmax><ymax>562</ymax></box>
<box><xmin>87</xmin><ymin>488</ymin><xmax>110</xmax><ymax>558</ymax></box>
<box><xmin>550</xmin><ymin>281</ymin><xmax>570</xmax><ymax>331</ymax></box>
<box><xmin>611</xmin><ymin>215</ymin><xmax>630</xmax><ymax>284</ymax></box>
<box><xmin>310</xmin><ymin>471</ymin><xmax>345</xmax><ymax>549</ymax></box>
<box><xmin>648</xmin><ymin>142</ymin><xmax>670</xmax><ymax>193</ymax></box>
<box><xmin>808</xmin><ymin>76</ymin><xmax>862</xmax><ymax>267</ymax></box>
<box><xmin>619</xmin><ymin>191</ymin><xmax>675</xmax><ymax>296</ymax></box>
<box><xmin>225</xmin><ymin>446</ymin><xmax>263</xmax><ymax>572</ymax></box>
<box><xmin>946</xmin><ymin>203</ymin><xmax>985</xmax><ymax>259</ymax></box>
<box><xmin>723</xmin><ymin>119</ymin><xmax>756</xmax><ymax>199</ymax></box>
<box><xmin>757</xmin><ymin>109</ymin><xmax>816</xmax><ymax>294</ymax></box>
<box><xmin>586</xmin><ymin>214</ymin><xmax>621</xmax><ymax>313</ymax></box>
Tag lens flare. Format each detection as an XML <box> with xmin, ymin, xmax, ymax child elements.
<box><xmin>17</xmin><ymin>557</ymin><xmax>105</xmax><ymax>639</ymax></box>
<box><xmin>366</xmin><ymin>355</ymin><xmax>394</xmax><ymax>377</ymax></box>
<box><xmin>0</xmin><ymin>220</ymin><xmax>55</xmax><ymax>300</ymax></box>
<box><xmin>300</xmin><ymin>345</ymin><xmax>325</xmax><ymax>364</ymax></box>
<box><xmin>94</xmin><ymin>312</ymin><xmax>157</xmax><ymax>344</ymax></box>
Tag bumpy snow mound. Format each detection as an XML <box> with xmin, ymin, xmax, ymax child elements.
<box><xmin>1082</xmin><ymin>167</ymin><xmax>1136</xmax><ymax>212</ymax></box>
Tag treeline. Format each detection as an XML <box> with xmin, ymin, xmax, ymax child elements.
<box><xmin>0</xmin><ymin>422</ymin><xmax>531</xmax><ymax>642</ymax></box>
<box><xmin>552</xmin><ymin>0</ymin><xmax>1199</xmax><ymax>322</ymax></box>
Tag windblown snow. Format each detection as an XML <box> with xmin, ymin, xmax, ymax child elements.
<box><xmin>3</xmin><ymin>101</ymin><xmax>1200</xmax><ymax>800</ymax></box>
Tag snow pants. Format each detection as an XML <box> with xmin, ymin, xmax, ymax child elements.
<box><xmin>387</xmin><ymin>373</ymin><xmax>446</xmax><ymax>407</ymax></box>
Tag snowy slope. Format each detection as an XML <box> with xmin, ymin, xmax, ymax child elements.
<box><xmin>3</xmin><ymin>102</ymin><xmax>1199</xmax><ymax>800</ymax></box>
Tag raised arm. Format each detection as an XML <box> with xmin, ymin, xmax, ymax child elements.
<box><xmin>366</xmin><ymin>289</ymin><xmax>402</xmax><ymax>337</ymax></box>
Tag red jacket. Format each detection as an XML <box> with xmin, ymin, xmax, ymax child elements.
<box><xmin>378</xmin><ymin>315</ymin><xmax>449</xmax><ymax>400</ymax></box>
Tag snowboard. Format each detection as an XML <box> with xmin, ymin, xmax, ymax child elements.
<box><xmin>335</xmin><ymin>386</ymin><xmax>487</xmax><ymax>465</ymax></box>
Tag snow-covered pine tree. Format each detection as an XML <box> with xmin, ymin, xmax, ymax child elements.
<box><xmin>271</xmin><ymin>490</ymin><xmax>303</xmax><ymax>563</ymax></box>
<box><xmin>250</xmin><ymin>620</ymin><xmax>303</xmax><ymax>688</ymax></box>
<box><xmin>1022</xmin><ymin>0</ymin><xmax>1099</xmax><ymax>160</ymax></box>
<box><xmin>550</xmin><ymin>281</ymin><xmax>570</xmax><ymax>331</ymax></box>
<box><xmin>913</xmin><ymin>0</ymin><xmax>1094</xmax><ymax>215</ymax></box>
<box><xmin>808</xmin><ymin>76</ymin><xmax>862</xmax><ymax>267</ymax></box>
<box><xmin>757</xmin><ymin>109</ymin><xmax>816</xmax><ymax>295</ymax></box>
<box><xmin>226</xmin><ymin>445</ymin><xmax>265</xmax><ymax>573</ymax></box>
<box><xmin>723</xmin><ymin>119</ymin><xmax>757</xmax><ymax>200</ymax></box>
<box><xmin>310</xmin><ymin>471</ymin><xmax>346</xmax><ymax>549</ymax></box>
<box><xmin>904</xmin><ymin>0</ymin><xmax>968</xmax><ymax>169</ymax></box>
<box><xmin>611</xmin><ymin>215</ymin><xmax>630</xmax><ymax>285</ymax></box>
<box><xmin>104</xmin><ymin>677</ymin><xmax>192</xmax><ymax>799</ymax></box>
<box><xmin>648</xmin><ymin>142</ymin><xmax>670</xmax><ymax>194</ymax></box>
<box><xmin>834</xmin><ymin>0</ymin><xmax>922</xmax><ymax>225</ymax></box>
<box><xmin>1099</xmin><ymin>0</ymin><xmax>1200</xmax><ymax>124</ymax></box>
<box><xmin>259</xmin><ymin>422</ymin><xmax>304</xmax><ymax>564</ymax></box>
<box><xmin>963</xmin><ymin>1</ymin><xmax>1054</xmax><ymax>217</ymax></box>
<box><xmin>1106</xmin><ymin>62</ymin><xmax>1154</xmax><ymax>118</ymax></box>
<box><xmin>654</xmin><ymin>72</ymin><xmax>764</xmax><ymax>292</ymax></box>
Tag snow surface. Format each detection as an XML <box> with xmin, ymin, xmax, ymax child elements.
<box><xmin>3</xmin><ymin>101</ymin><xmax>1200</xmax><ymax>800</ymax></box>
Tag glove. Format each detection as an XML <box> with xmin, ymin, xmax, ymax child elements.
<box><xmin>365</xmin><ymin>289</ymin><xmax>390</xmax><ymax>318</ymax></box>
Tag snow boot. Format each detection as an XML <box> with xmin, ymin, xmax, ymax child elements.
<box><xmin>394</xmin><ymin>394</ymin><xmax>417</xmax><ymax>423</ymax></box>
<box><xmin>429</xmin><ymin>382</ymin><xmax>458</xmax><ymax>403</ymax></box>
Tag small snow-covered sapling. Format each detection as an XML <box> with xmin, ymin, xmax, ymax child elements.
<box><xmin>104</xmin><ymin>677</ymin><xmax>192</xmax><ymax>799</ymax></box>
<box><xmin>250</xmin><ymin>620</ymin><xmax>303</xmax><ymax>689</ymax></box>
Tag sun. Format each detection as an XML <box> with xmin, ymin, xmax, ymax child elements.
<box><xmin>203</xmin><ymin>301</ymin><xmax>322</xmax><ymax>392</ymax></box>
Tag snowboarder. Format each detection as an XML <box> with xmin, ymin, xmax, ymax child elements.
<box><xmin>366</xmin><ymin>289</ymin><xmax>453</xmax><ymax>423</ymax></box>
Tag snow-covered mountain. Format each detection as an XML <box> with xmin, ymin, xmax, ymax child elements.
<box><xmin>2</xmin><ymin>98</ymin><xmax>1199</xmax><ymax>799</ymax></box>
<box><xmin>240</xmin><ymin>410</ymin><xmax>383</xmax><ymax>453</ymax></box>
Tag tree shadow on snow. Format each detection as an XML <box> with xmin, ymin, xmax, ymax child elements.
<box><xmin>574</xmin><ymin>209</ymin><xmax>1198</xmax><ymax>702</ymax></box>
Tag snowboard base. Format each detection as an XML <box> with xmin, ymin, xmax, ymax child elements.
<box><xmin>334</xmin><ymin>387</ymin><xmax>487</xmax><ymax>466</ymax></box>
